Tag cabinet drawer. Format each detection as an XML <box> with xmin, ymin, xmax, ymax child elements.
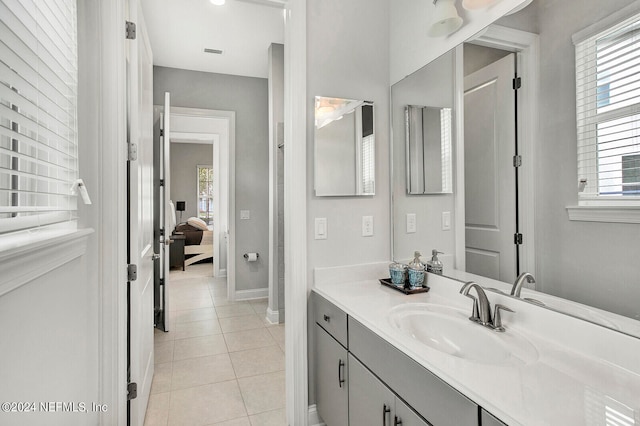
<box><xmin>312</xmin><ymin>291</ymin><xmax>348</xmax><ymax>348</ymax></box>
<box><xmin>349</xmin><ymin>317</ymin><xmax>478</xmax><ymax>426</ymax></box>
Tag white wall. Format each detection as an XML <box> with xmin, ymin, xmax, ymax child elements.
<box><xmin>306</xmin><ymin>0</ymin><xmax>391</xmax><ymax>404</ymax></box>
<box><xmin>0</xmin><ymin>2</ymin><xmax>101</xmax><ymax>424</ymax></box>
<box><xmin>390</xmin><ymin>0</ymin><xmax>530</xmax><ymax>84</ymax></box>
<box><xmin>307</xmin><ymin>0</ymin><xmax>391</xmax><ymax>273</ymax></box>
<box><xmin>532</xmin><ymin>0</ymin><xmax>640</xmax><ymax>320</ymax></box>
<box><xmin>392</xmin><ymin>50</ymin><xmax>457</xmax><ymax>264</ymax></box>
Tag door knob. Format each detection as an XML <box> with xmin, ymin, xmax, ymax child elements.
<box><xmin>164</xmin><ymin>238</ymin><xmax>173</xmax><ymax>246</ymax></box>
<box><xmin>152</xmin><ymin>253</ymin><xmax>161</xmax><ymax>261</ymax></box>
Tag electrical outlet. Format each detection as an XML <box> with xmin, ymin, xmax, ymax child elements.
<box><xmin>315</xmin><ymin>218</ymin><xmax>327</xmax><ymax>240</ymax></box>
<box><xmin>406</xmin><ymin>213</ymin><xmax>416</xmax><ymax>233</ymax></box>
<box><xmin>442</xmin><ymin>211</ymin><xmax>451</xmax><ymax>231</ymax></box>
<box><xmin>362</xmin><ymin>216</ymin><xmax>374</xmax><ymax>237</ymax></box>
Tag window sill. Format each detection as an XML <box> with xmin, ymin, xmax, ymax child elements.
<box><xmin>566</xmin><ymin>206</ymin><xmax>640</xmax><ymax>224</ymax></box>
<box><xmin>0</xmin><ymin>228</ymin><xmax>94</xmax><ymax>297</ymax></box>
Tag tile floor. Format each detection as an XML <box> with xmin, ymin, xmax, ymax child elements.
<box><xmin>145</xmin><ymin>263</ymin><xmax>286</xmax><ymax>426</ymax></box>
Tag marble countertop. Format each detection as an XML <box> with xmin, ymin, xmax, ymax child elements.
<box><xmin>313</xmin><ymin>263</ymin><xmax>640</xmax><ymax>426</ymax></box>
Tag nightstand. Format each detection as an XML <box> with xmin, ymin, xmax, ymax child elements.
<box><xmin>170</xmin><ymin>234</ymin><xmax>186</xmax><ymax>271</ymax></box>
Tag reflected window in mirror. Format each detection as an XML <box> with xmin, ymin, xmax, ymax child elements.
<box><xmin>574</xmin><ymin>12</ymin><xmax>640</xmax><ymax>204</ymax></box>
<box><xmin>314</xmin><ymin>96</ymin><xmax>375</xmax><ymax>196</ymax></box>
<box><xmin>405</xmin><ymin>106</ymin><xmax>453</xmax><ymax>194</ymax></box>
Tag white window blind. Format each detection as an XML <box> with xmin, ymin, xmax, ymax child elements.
<box><xmin>575</xmin><ymin>12</ymin><xmax>640</xmax><ymax>201</ymax></box>
<box><xmin>0</xmin><ymin>0</ymin><xmax>78</xmax><ymax>235</ymax></box>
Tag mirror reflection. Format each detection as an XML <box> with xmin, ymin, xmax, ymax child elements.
<box><xmin>391</xmin><ymin>0</ymin><xmax>640</xmax><ymax>335</ymax></box>
<box><xmin>405</xmin><ymin>106</ymin><xmax>453</xmax><ymax>194</ymax></box>
<box><xmin>314</xmin><ymin>96</ymin><xmax>375</xmax><ymax>196</ymax></box>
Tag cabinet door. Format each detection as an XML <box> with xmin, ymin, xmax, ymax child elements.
<box><xmin>349</xmin><ymin>354</ymin><xmax>396</xmax><ymax>426</ymax></box>
<box><xmin>316</xmin><ymin>324</ymin><xmax>348</xmax><ymax>426</ymax></box>
<box><xmin>395</xmin><ymin>398</ymin><xmax>431</xmax><ymax>426</ymax></box>
<box><xmin>480</xmin><ymin>409</ymin><xmax>507</xmax><ymax>426</ymax></box>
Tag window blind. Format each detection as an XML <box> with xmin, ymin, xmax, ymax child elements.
<box><xmin>575</xmin><ymin>13</ymin><xmax>640</xmax><ymax>198</ymax></box>
<box><xmin>0</xmin><ymin>0</ymin><xmax>78</xmax><ymax>234</ymax></box>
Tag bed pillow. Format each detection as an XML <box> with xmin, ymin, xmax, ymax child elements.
<box><xmin>187</xmin><ymin>217</ymin><xmax>208</xmax><ymax>231</ymax></box>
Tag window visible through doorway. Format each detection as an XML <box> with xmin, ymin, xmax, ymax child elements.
<box><xmin>574</xmin><ymin>12</ymin><xmax>640</xmax><ymax>204</ymax></box>
<box><xmin>197</xmin><ymin>165</ymin><xmax>213</xmax><ymax>224</ymax></box>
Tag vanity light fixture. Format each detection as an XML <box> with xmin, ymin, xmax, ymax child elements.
<box><xmin>428</xmin><ymin>0</ymin><xmax>463</xmax><ymax>38</ymax></box>
<box><xmin>209</xmin><ymin>0</ymin><xmax>225</xmax><ymax>5</ymax></box>
<box><xmin>461</xmin><ymin>0</ymin><xmax>498</xmax><ymax>11</ymax></box>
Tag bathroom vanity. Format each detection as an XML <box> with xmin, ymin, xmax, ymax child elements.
<box><xmin>312</xmin><ymin>263</ymin><xmax>640</xmax><ymax>426</ymax></box>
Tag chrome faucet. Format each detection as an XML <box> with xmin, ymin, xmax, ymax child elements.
<box><xmin>512</xmin><ymin>272</ymin><xmax>536</xmax><ymax>298</ymax></box>
<box><xmin>460</xmin><ymin>281</ymin><xmax>514</xmax><ymax>332</ymax></box>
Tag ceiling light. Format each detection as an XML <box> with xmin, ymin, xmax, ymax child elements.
<box><xmin>210</xmin><ymin>0</ymin><xmax>225</xmax><ymax>5</ymax></box>
<box><xmin>428</xmin><ymin>0</ymin><xmax>463</xmax><ymax>38</ymax></box>
<box><xmin>461</xmin><ymin>0</ymin><xmax>498</xmax><ymax>10</ymax></box>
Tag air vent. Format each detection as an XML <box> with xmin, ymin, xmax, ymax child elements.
<box><xmin>204</xmin><ymin>48</ymin><xmax>223</xmax><ymax>55</ymax></box>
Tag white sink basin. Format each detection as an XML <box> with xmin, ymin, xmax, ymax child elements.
<box><xmin>388</xmin><ymin>303</ymin><xmax>538</xmax><ymax>365</ymax></box>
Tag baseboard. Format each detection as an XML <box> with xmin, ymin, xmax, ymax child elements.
<box><xmin>234</xmin><ymin>287</ymin><xmax>268</xmax><ymax>301</ymax></box>
<box><xmin>218</xmin><ymin>268</ymin><xmax>227</xmax><ymax>277</ymax></box>
<box><xmin>308</xmin><ymin>404</ymin><xmax>325</xmax><ymax>426</ymax></box>
<box><xmin>266</xmin><ymin>308</ymin><xmax>280</xmax><ymax>324</ymax></box>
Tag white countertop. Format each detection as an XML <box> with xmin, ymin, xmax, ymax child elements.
<box><xmin>313</xmin><ymin>263</ymin><xmax>640</xmax><ymax>426</ymax></box>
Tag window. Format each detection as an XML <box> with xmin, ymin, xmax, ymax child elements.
<box><xmin>574</xmin><ymin>12</ymin><xmax>640</xmax><ymax>204</ymax></box>
<box><xmin>197</xmin><ymin>166</ymin><xmax>213</xmax><ymax>224</ymax></box>
<box><xmin>0</xmin><ymin>0</ymin><xmax>79</xmax><ymax>236</ymax></box>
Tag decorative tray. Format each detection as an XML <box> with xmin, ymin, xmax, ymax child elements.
<box><xmin>379</xmin><ymin>278</ymin><xmax>430</xmax><ymax>295</ymax></box>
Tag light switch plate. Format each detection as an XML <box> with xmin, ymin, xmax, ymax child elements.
<box><xmin>442</xmin><ymin>211</ymin><xmax>451</xmax><ymax>231</ymax></box>
<box><xmin>315</xmin><ymin>218</ymin><xmax>327</xmax><ymax>240</ymax></box>
<box><xmin>362</xmin><ymin>216</ymin><xmax>374</xmax><ymax>237</ymax></box>
<box><xmin>406</xmin><ymin>213</ymin><xmax>416</xmax><ymax>233</ymax></box>
<box><xmin>240</xmin><ymin>210</ymin><xmax>250</xmax><ymax>220</ymax></box>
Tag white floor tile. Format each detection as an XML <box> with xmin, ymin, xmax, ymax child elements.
<box><xmin>168</xmin><ymin>381</ymin><xmax>247</xmax><ymax>426</ymax></box>
<box><xmin>171</xmin><ymin>353</ymin><xmax>236</xmax><ymax>390</ymax></box>
<box><xmin>237</xmin><ymin>371</ymin><xmax>286</xmax><ymax>415</ymax></box>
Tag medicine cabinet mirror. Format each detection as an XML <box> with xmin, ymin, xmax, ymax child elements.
<box><xmin>314</xmin><ymin>96</ymin><xmax>375</xmax><ymax>197</ymax></box>
<box><xmin>405</xmin><ymin>105</ymin><xmax>453</xmax><ymax>194</ymax></box>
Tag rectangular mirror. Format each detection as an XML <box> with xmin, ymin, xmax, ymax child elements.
<box><xmin>406</xmin><ymin>105</ymin><xmax>453</xmax><ymax>194</ymax></box>
<box><xmin>314</xmin><ymin>96</ymin><xmax>375</xmax><ymax>196</ymax></box>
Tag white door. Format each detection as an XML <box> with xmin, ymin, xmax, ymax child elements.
<box><xmin>464</xmin><ymin>53</ymin><xmax>518</xmax><ymax>282</ymax></box>
<box><xmin>126</xmin><ymin>1</ymin><xmax>155</xmax><ymax>424</ymax></box>
<box><xmin>159</xmin><ymin>93</ymin><xmax>172</xmax><ymax>323</ymax></box>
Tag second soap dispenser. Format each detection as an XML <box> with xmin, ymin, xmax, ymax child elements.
<box><xmin>426</xmin><ymin>249</ymin><xmax>444</xmax><ymax>275</ymax></box>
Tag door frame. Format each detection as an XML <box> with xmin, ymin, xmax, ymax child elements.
<box><xmin>156</xmin><ymin>106</ymin><xmax>235</xmax><ymax>283</ymax></box>
<box><xmin>454</xmin><ymin>24</ymin><xmax>539</xmax><ymax>280</ymax></box>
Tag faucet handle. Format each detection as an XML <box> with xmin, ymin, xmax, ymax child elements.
<box><xmin>492</xmin><ymin>304</ymin><xmax>514</xmax><ymax>332</ymax></box>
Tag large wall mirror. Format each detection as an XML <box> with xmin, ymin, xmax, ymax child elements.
<box><xmin>391</xmin><ymin>0</ymin><xmax>640</xmax><ymax>337</ymax></box>
<box><xmin>314</xmin><ymin>96</ymin><xmax>375</xmax><ymax>196</ymax></box>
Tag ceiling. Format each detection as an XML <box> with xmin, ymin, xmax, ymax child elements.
<box><xmin>140</xmin><ymin>0</ymin><xmax>285</xmax><ymax>79</ymax></box>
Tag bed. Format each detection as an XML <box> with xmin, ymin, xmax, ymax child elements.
<box><xmin>175</xmin><ymin>221</ymin><xmax>214</xmax><ymax>266</ymax></box>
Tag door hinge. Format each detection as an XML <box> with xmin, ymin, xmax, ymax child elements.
<box><xmin>513</xmin><ymin>155</ymin><xmax>522</xmax><ymax>167</ymax></box>
<box><xmin>514</xmin><ymin>233</ymin><xmax>523</xmax><ymax>245</ymax></box>
<box><xmin>127</xmin><ymin>382</ymin><xmax>138</xmax><ymax>400</ymax></box>
<box><xmin>513</xmin><ymin>77</ymin><xmax>522</xmax><ymax>90</ymax></box>
<box><xmin>159</xmin><ymin>179</ymin><xmax>165</xmax><ymax>187</ymax></box>
<box><xmin>125</xmin><ymin>21</ymin><xmax>137</xmax><ymax>40</ymax></box>
<box><xmin>159</xmin><ymin>129</ymin><xmax>164</xmax><ymax>137</ymax></box>
<box><xmin>159</xmin><ymin>228</ymin><xmax>165</xmax><ymax>236</ymax></box>
<box><xmin>127</xmin><ymin>264</ymin><xmax>138</xmax><ymax>282</ymax></box>
<box><xmin>128</xmin><ymin>143</ymin><xmax>138</xmax><ymax>161</ymax></box>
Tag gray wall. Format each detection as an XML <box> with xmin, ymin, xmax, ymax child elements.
<box><xmin>534</xmin><ymin>0</ymin><xmax>639</xmax><ymax>320</ymax></box>
<box><xmin>154</xmin><ymin>66</ymin><xmax>270</xmax><ymax>291</ymax></box>
<box><xmin>268</xmin><ymin>43</ymin><xmax>285</xmax><ymax>319</ymax></box>
<box><xmin>307</xmin><ymin>0</ymin><xmax>391</xmax><ymax>403</ymax></box>
<box><xmin>392</xmin><ymin>51</ymin><xmax>457</xmax><ymax>264</ymax></box>
<box><xmin>170</xmin><ymin>143</ymin><xmax>213</xmax><ymax>222</ymax></box>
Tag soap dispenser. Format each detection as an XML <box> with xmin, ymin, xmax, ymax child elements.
<box><xmin>426</xmin><ymin>250</ymin><xmax>444</xmax><ymax>275</ymax></box>
<box><xmin>408</xmin><ymin>251</ymin><xmax>426</xmax><ymax>288</ymax></box>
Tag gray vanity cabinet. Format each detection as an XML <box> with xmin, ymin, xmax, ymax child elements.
<box><xmin>349</xmin><ymin>354</ymin><xmax>429</xmax><ymax>426</ymax></box>
<box><xmin>313</xmin><ymin>292</ymin><xmax>349</xmax><ymax>426</ymax></box>
<box><xmin>480</xmin><ymin>409</ymin><xmax>508</xmax><ymax>426</ymax></box>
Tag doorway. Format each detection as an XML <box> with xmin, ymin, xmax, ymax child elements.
<box><xmin>454</xmin><ymin>25</ymin><xmax>539</xmax><ymax>283</ymax></box>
